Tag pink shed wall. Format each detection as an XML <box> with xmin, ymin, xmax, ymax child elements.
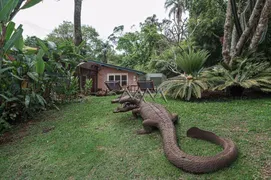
<box><xmin>97</xmin><ymin>66</ymin><xmax>139</xmax><ymax>90</ymax></box>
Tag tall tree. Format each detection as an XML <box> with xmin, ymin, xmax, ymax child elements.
<box><xmin>165</xmin><ymin>0</ymin><xmax>188</xmax><ymax>43</ymax></box>
<box><xmin>74</xmin><ymin>0</ymin><xmax>83</xmax><ymax>46</ymax></box>
<box><xmin>115</xmin><ymin>15</ymin><xmax>166</xmax><ymax>70</ymax></box>
<box><xmin>165</xmin><ymin>0</ymin><xmax>187</xmax><ymax>25</ymax></box>
<box><xmin>187</xmin><ymin>0</ymin><xmax>227</xmax><ymax>66</ymax></box>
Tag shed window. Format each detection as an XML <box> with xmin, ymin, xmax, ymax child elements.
<box><xmin>107</xmin><ymin>73</ymin><xmax>128</xmax><ymax>86</ymax></box>
<box><xmin>122</xmin><ymin>75</ymin><xmax>127</xmax><ymax>86</ymax></box>
<box><xmin>109</xmin><ymin>75</ymin><xmax>114</xmax><ymax>81</ymax></box>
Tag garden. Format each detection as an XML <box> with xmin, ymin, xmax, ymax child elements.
<box><xmin>0</xmin><ymin>0</ymin><xmax>271</xmax><ymax>179</ymax></box>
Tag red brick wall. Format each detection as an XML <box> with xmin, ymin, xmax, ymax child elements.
<box><xmin>97</xmin><ymin>66</ymin><xmax>139</xmax><ymax>90</ymax></box>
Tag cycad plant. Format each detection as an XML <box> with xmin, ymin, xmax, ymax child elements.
<box><xmin>203</xmin><ymin>55</ymin><xmax>271</xmax><ymax>96</ymax></box>
<box><xmin>159</xmin><ymin>76</ymin><xmax>209</xmax><ymax>100</ymax></box>
<box><xmin>176</xmin><ymin>48</ymin><xmax>209</xmax><ymax>76</ymax></box>
<box><xmin>159</xmin><ymin>48</ymin><xmax>210</xmax><ymax>100</ymax></box>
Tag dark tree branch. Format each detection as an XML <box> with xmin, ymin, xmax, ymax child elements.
<box><xmin>231</xmin><ymin>0</ymin><xmax>243</xmax><ymax>37</ymax></box>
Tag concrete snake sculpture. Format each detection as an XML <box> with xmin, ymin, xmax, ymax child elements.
<box><xmin>112</xmin><ymin>96</ymin><xmax>238</xmax><ymax>173</ymax></box>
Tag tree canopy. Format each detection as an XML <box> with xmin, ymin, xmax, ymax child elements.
<box><xmin>46</xmin><ymin>21</ymin><xmax>104</xmax><ymax>61</ymax></box>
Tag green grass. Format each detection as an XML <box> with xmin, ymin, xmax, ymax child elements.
<box><xmin>0</xmin><ymin>96</ymin><xmax>270</xmax><ymax>179</ymax></box>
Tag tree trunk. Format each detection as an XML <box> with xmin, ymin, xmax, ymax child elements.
<box><xmin>233</xmin><ymin>0</ymin><xmax>265</xmax><ymax>58</ymax></box>
<box><xmin>249</xmin><ymin>0</ymin><xmax>271</xmax><ymax>51</ymax></box>
<box><xmin>230</xmin><ymin>26</ymin><xmax>238</xmax><ymax>56</ymax></box>
<box><xmin>74</xmin><ymin>0</ymin><xmax>83</xmax><ymax>46</ymax></box>
<box><xmin>231</xmin><ymin>0</ymin><xmax>243</xmax><ymax>37</ymax></box>
<box><xmin>230</xmin><ymin>1</ymin><xmax>245</xmax><ymax>56</ymax></box>
<box><xmin>176</xmin><ymin>7</ymin><xmax>182</xmax><ymax>43</ymax></box>
<box><xmin>222</xmin><ymin>0</ymin><xmax>233</xmax><ymax>64</ymax></box>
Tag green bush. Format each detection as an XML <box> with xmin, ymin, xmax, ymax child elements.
<box><xmin>203</xmin><ymin>55</ymin><xmax>271</xmax><ymax>95</ymax></box>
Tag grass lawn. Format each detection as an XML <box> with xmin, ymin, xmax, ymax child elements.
<box><xmin>0</xmin><ymin>96</ymin><xmax>270</xmax><ymax>179</ymax></box>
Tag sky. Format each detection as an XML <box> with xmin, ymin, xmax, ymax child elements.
<box><xmin>13</xmin><ymin>0</ymin><xmax>169</xmax><ymax>40</ymax></box>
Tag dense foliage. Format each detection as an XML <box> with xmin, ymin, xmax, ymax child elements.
<box><xmin>0</xmin><ymin>1</ymin><xmax>85</xmax><ymax>132</ymax></box>
<box><xmin>0</xmin><ymin>0</ymin><xmax>42</xmax><ymax>132</ymax></box>
<box><xmin>157</xmin><ymin>0</ymin><xmax>271</xmax><ymax>100</ymax></box>
<box><xmin>204</xmin><ymin>54</ymin><xmax>271</xmax><ymax>95</ymax></box>
<box><xmin>187</xmin><ymin>0</ymin><xmax>227</xmax><ymax>65</ymax></box>
<box><xmin>112</xmin><ymin>15</ymin><xmax>168</xmax><ymax>71</ymax></box>
<box><xmin>46</xmin><ymin>21</ymin><xmax>103</xmax><ymax>61</ymax></box>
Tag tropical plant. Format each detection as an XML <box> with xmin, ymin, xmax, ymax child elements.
<box><xmin>0</xmin><ymin>0</ymin><xmax>42</xmax><ymax>63</ymax></box>
<box><xmin>64</xmin><ymin>76</ymin><xmax>80</xmax><ymax>101</ymax></box>
<box><xmin>0</xmin><ymin>36</ymin><xmax>83</xmax><ymax>132</ymax></box>
<box><xmin>0</xmin><ymin>0</ymin><xmax>90</xmax><ymax>133</ymax></box>
<box><xmin>176</xmin><ymin>48</ymin><xmax>210</xmax><ymax>76</ymax></box>
<box><xmin>159</xmin><ymin>76</ymin><xmax>209</xmax><ymax>100</ymax></box>
<box><xmin>164</xmin><ymin>0</ymin><xmax>189</xmax><ymax>43</ymax></box>
<box><xmin>165</xmin><ymin>0</ymin><xmax>188</xmax><ymax>25</ymax></box>
<box><xmin>0</xmin><ymin>0</ymin><xmax>43</xmax><ymax>132</ymax></box>
<box><xmin>83</xmin><ymin>78</ymin><xmax>93</xmax><ymax>95</ymax></box>
<box><xmin>203</xmin><ymin>55</ymin><xmax>271</xmax><ymax>96</ymax></box>
<box><xmin>159</xmin><ymin>47</ymin><xmax>210</xmax><ymax>100</ymax></box>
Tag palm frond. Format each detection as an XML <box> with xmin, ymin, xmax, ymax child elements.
<box><xmin>158</xmin><ymin>76</ymin><xmax>208</xmax><ymax>101</ymax></box>
<box><xmin>205</xmin><ymin>54</ymin><xmax>271</xmax><ymax>92</ymax></box>
<box><xmin>176</xmin><ymin>49</ymin><xmax>210</xmax><ymax>76</ymax></box>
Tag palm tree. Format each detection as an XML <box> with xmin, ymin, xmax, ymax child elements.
<box><xmin>165</xmin><ymin>0</ymin><xmax>188</xmax><ymax>43</ymax></box>
<box><xmin>164</xmin><ymin>0</ymin><xmax>186</xmax><ymax>26</ymax></box>
<box><xmin>74</xmin><ymin>0</ymin><xmax>83</xmax><ymax>46</ymax></box>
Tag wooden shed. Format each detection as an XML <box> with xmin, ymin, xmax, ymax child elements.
<box><xmin>77</xmin><ymin>60</ymin><xmax>145</xmax><ymax>92</ymax></box>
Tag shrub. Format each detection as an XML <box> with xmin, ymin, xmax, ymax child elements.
<box><xmin>203</xmin><ymin>55</ymin><xmax>271</xmax><ymax>95</ymax></box>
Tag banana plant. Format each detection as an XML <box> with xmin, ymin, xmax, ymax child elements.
<box><xmin>0</xmin><ymin>0</ymin><xmax>42</xmax><ymax>69</ymax></box>
<box><xmin>0</xmin><ymin>0</ymin><xmax>42</xmax><ymax>132</ymax></box>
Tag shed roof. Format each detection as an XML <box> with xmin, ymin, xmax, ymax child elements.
<box><xmin>86</xmin><ymin>60</ymin><xmax>146</xmax><ymax>75</ymax></box>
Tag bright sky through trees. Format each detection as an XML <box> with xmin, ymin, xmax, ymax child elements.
<box><xmin>14</xmin><ymin>0</ymin><xmax>168</xmax><ymax>39</ymax></box>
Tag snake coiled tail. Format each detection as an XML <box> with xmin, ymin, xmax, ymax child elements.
<box><xmin>159</xmin><ymin>125</ymin><xmax>238</xmax><ymax>173</ymax></box>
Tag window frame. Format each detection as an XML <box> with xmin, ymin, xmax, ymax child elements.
<box><xmin>107</xmin><ymin>73</ymin><xmax>128</xmax><ymax>86</ymax></box>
